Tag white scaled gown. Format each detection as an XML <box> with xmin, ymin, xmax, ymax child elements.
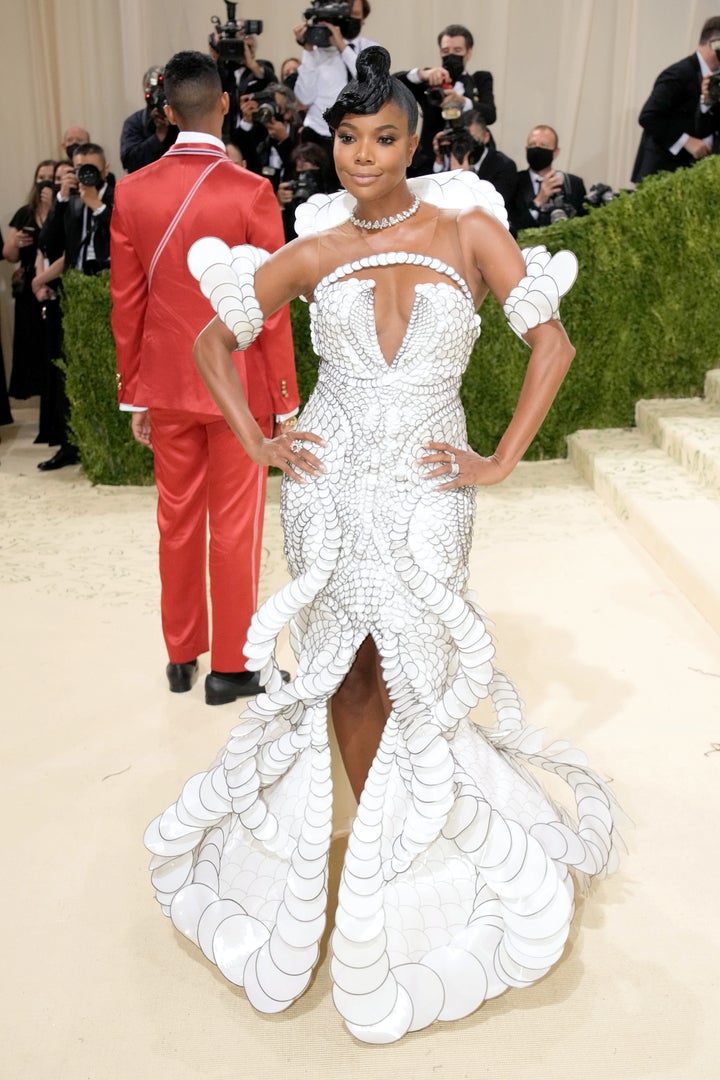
<box><xmin>145</xmin><ymin>173</ymin><xmax>621</xmax><ymax>1043</ymax></box>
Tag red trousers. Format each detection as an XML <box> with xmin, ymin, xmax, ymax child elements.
<box><xmin>149</xmin><ymin>408</ymin><xmax>272</xmax><ymax>672</ymax></box>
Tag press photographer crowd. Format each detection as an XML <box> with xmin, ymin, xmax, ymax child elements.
<box><xmin>2</xmin><ymin>5</ymin><xmax>720</xmax><ymax>468</ymax></box>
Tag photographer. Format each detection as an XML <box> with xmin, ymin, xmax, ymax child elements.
<box><xmin>509</xmin><ymin>125</ymin><xmax>586</xmax><ymax>233</ymax></box>
<box><xmin>233</xmin><ymin>83</ymin><xmax>300</xmax><ymax>184</ymax></box>
<box><xmin>277</xmin><ymin>141</ymin><xmax>335</xmax><ymax>241</ymax></box>
<box><xmin>42</xmin><ymin>143</ymin><xmax>114</xmax><ymax>273</ymax></box>
<box><xmin>120</xmin><ymin>66</ymin><xmax>178</xmax><ymax>174</ymax></box>
<box><xmin>632</xmin><ymin>16</ymin><xmax>720</xmax><ymax>183</ymax></box>
<box><xmin>396</xmin><ymin>24</ymin><xmax>496</xmax><ymax>177</ymax></box>
<box><xmin>293</xmin><ymin>0</ymin><xmax>376</xmax><ymax>154</ymax></box>
<box><xmin>434</xmin><ymin>111</ymin><xmax>517</xmax><ymax>210</ymax></box>
<box><xmin>209</xmin><ymin>14</ymin><xmax>275</xmax><ymax>139</ymax></box>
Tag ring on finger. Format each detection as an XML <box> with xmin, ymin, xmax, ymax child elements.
<box><xmin>449</xmin><ymin>462</ymin><xmax>460</xmax><ymax>478</ymax></box>
<box><xmin>447</xmin><ymin>451</ymin><xmax>456</xmax><ymax>465</ymax></box>
<box><xmin>291</xmin><ymin>439</ymin><xmax>302</xmax><ymax>453</ymax></box>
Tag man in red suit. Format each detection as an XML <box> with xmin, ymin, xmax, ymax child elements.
<box><xmin>111</xmin><ymin>51</ymin><xmax>299</xmax><ymax>705</ymax></box>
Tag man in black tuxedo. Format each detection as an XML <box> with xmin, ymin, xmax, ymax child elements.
<box><xmin>449</xmin><ymin>112</ymin><xmax>517</xmax><ymax>209</ymax></box>
<box><xmin>120</xmin><ymin>67</ymin><xmax>178</xmax><ymax>174</ymax></box>
<box><xmin>395</xmin><ymin>23</ymin><xmax>496</xmax><ymax>176</ymax></box>
<box><xmin>508</xmin><ymin>125</ymin><xmax>586</xmax><ymax>234</ymax></box>
<box><xmin>53</xmin><ymin>144</ymin><xmax>114</xmax><ymax>273</ymax></box>
<box><xmin>632</xmin><ymin>16</ymin><xmax>720</xmax><ymax>183</ymax></box>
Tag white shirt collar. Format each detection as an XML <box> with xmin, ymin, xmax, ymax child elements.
<box><xmin>175</xmin><ymin>131</ymin><xmax>226</xmax><ymax>151</ymax></box>
<box><xmin>697</xmin><ymin>49</ymin><xmax>714</xmax><ymax>78</ymax></box>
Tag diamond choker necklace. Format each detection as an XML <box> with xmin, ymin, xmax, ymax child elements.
<box><xmin>350</xmin><ymin>194</ymin><xmax>421</xmax><ymax>231</ymax></box>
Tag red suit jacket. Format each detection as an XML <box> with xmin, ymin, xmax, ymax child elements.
<box><xmin>110</xmin><ymin>140</ymin><xmax>298</xmax><ymax>418</ymax></box>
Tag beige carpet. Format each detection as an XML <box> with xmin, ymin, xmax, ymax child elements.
<box><xmin>2</xmin><ymin>403</ymin><xmax>719</xmax><ymax>1080</ymax></box>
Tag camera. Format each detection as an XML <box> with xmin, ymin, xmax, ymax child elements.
<box><xmin>584</xmin><ymin>183</ymin><xmax>618</xmax><ymax>208</ymax></box>
<box><xmin>210</xmin><ymin>1</ymin><xmax>263</xmax><ymax>62</ymax></box>
<box><xmin>76</xmin><ymin>163</ymin><xmax>103</xmax><ymax>188</ymax></box>
<box><xmin>708</xmin><ymin>71</ymin><xmax>720</xmax><ymax>106</ymax></box>
<box><xmin>250</xmin><ymin>91</ymin><xmax>283</xmax><ymax>125</ymax></box>
<box><xmin>537</xmin><ymin>172</ymin><xmax>577</xmax><ymax>223</ymax></box>
<box><xmin>425</xmin><ymin>54</ymin><xmax>465</xmax><ymax>107</ymax></box>
<box><xmin>145</xmin><ymin>70</ymin><xmax>166</xmax><ymax>113</ymax></box>
<box><xmin>436</xmin><ymin>112</ymin><xmax>481</xmax><ymax>166</ymax></box>
<box><xmin>286</xmin><ymin>171</ymin><xmax>322</xmax><ymax>203</ymax></box>
<box><xmin>302</xmin><ymin>1</ymin><xmax>356</xmax><ymax>49</ymax></box>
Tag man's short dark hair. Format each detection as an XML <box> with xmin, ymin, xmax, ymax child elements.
<box><xmin>164</xmin><ymin>51</ymin><xmax>222</xmax><ymax>124</ymax></box>
<box><xmin>437</xmin><ymin>24</ymin><xmax>474</xmax><ymax>49</ymax></box>
<box><xmin>700</xmin><ymin>16</ymin><xmax>720</xmax><ymax>44</ymax></box>
<box><xmin>74</xmin><ymin>142</ymin><xmax>105</xmax><ymax>161</ymax></box>
<box><xmin>358</xmin><ymin>0</ymin><xmax>371</xmax><ymax>19</ymax></box>
<box><xmin>465</xmin><ymin>110</ymin><xmax>488</xmax><ymax>135</ymax></box>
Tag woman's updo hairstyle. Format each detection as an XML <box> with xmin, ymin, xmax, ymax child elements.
<box><xmin>323</xmin><ymin>46</ymin><xmax>419</xmax><ymax>133</ymax></box>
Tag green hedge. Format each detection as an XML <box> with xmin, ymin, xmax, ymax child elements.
<box><xmin>60</xmin><ymin>269</ymin><xmax>154</xmax><ymax>484</ymax></box>
<box><xmin>62</xmin><ymin>157</ymin><xmax>720</xmax><ymax>483</ymax></box>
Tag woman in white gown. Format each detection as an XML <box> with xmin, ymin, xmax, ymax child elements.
<box><xmin>145</xmin><ymin>46</ymin><xmax>620</xmax><ymax>1043</ymax></box>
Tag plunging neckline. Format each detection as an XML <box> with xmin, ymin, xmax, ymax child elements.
<box><xmin>313</xmin><ymin>253</ymin><xmax>475</xmax><ymax>369</ymax></box>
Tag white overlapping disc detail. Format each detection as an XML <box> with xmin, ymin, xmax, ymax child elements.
<box><xmin>187</xmin><ymin>236</ymin><xmax>269</xmax><ymax>349</ymax></box>
<box><xmin>503</xmin><ymin>245</ymin><xmax>579</xmax><ymax>339</ymax></box>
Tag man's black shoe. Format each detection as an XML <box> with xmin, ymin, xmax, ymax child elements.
<box><xmin>166</xmin><ymin>660</ymin><xmax>199</xmax><ymax>693</ymax></box>
<box><xmin>37</xmin><ymin>445</ymin><xmax>80</xmax><ymax>471</ymax></box>
<box><xmin>205</xmin><ymin>668</ymin><xmax>290</xmax><ymax>706</ymax></box>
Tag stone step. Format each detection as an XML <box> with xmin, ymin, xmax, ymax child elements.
<box><xmin>567</xmin><ymin>427</ymin><xmax>720</xmax><ymax>635</ymax></box>
<box><xmin>705</xmin><ymin>368</ymin><xmax>720</xmax><ymax>404</ymax></box>
<box><xmin>635</xmin><ymin>396</ymin><xmax>720</xmax><ymax>496</ymax></box>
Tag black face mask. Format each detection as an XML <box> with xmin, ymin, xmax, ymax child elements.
<box><xmin>339</xmin><ymin>16</ymin><xmax>362</xmax><ymax>39</ymax></box>
<box><xmin>526</xmin><ymin>146</ymin><xmax>554</xmax><ymax>172</ymax></box>
<box><xmin>443</xmin><ymin>54</ymin><xmax>465</xmax><ymax>84</ymax></box>
<box><xmin>36</xmin><ymin>180</ymin><xmax>55</xmax><ymax>194</ymax></box>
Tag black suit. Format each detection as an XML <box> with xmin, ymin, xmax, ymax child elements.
<box><xmin>632</xmin><ymin>53</ymin><xmax>720</xmax><ymax>182</ymax></box>
<box><xmin>44</xmin><ymin>185</ymin><xmax>114</xmax><ymax>273</ymax></box>
<box><xmin>395</xmin><ymin>67</ymin><xmax>496</xmax><ymax>176</ymax></box>
<box><xmin>119</xmin><ymin>108</ymin><xmax>178</xmax><ymax>173</ymax></box>
<box><xmin>509</xmin><ymin>169</ymin><xmax>586</xmax><ymax>234</ymax></box>
<box><xmin>473</xmin><ymin>146</ymin><xmax>517</xmax><ymax>210</ymax></box>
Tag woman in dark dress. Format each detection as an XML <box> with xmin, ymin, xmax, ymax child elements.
<box><xmin>2</xmin><ymin>160</ymin><xmax>56</xmax><ymax>402</ymax></box>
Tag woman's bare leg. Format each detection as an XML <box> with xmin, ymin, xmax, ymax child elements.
<box><xmin>331</xmin><ymin>635</ymin><xmax>392</xmax><ymax>802</ymax></box>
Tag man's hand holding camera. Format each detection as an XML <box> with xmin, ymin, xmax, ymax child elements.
<box><xmin>318</xmin><ymin>20</ymin><xmax>346</xmax><ymax>52</ymax></box>
<box><xmin>277</xmin><ymin>182</ymin><xmax>295</xmax><ymax>207</ymax></box>
<box><xmin>59</xmin><ymin>169</ymin><xmax>78</xmax><ymax>200</ymax></box>
<box><xmin>418</xmin><ymin>66</ymin><xmax>450</xmax><ymax>87</ymax></box>
<box><xmin>293</xmin><ymin>18</ymin><xmax>344</xmax><ymax>53</ymax></box>
<box><xmin>240</xmin><ymin>94</ymin><xmax>260</xmax><ymax>123</ymax></box>
<box><xmin>533</xmin><ymin>171</ymin><xmax>563</xmax><ymax>208</ymax></box>
<box><xmin>293</xmin><ymin>23</ymin><xmax>313</xmax><ymax>51</ymax></box>
<box><xmin>79</xmin><ymin>178</ymin><xmax>104</xmax><ymax>212</ymax></box>
<box><xmin>241</xmin><ymin>34</ymin><xmax>265</xmax><ymax>78</ymax></box>
<box><xmin>150</xmin><ymin>106</ymin><xmax>171</xmax><ymax>143</ymax></box>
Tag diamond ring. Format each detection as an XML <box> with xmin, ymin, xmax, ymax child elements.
<box><xmin>449</xmin><ymin>462</ymin><xmax>460</xmax><ymax>478</ymax></box>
